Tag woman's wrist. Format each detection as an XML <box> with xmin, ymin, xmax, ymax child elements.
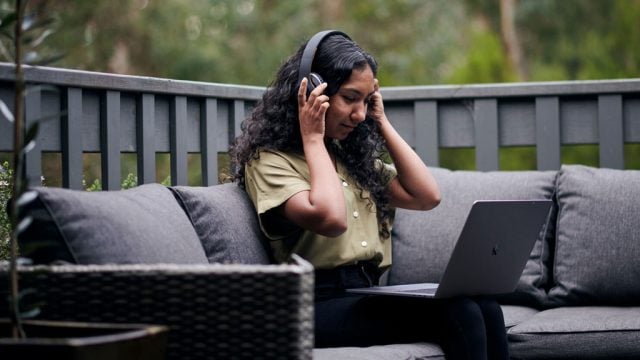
<box><xmin>376</xmin><ymin>115</ymin><xmax>393</xmax><ymax>136</ymax></box>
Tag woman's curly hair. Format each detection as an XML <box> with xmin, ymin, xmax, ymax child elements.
<box><xmin>229</xmin><ymin>34</ymin><xmax>393</xmax><ymax>239</ymax></box>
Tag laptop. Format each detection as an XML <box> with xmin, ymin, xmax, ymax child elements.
<box><xmin>346</xmin><ymin>199</ymin><xmax>553</xmax><ymax>299</ymax></box>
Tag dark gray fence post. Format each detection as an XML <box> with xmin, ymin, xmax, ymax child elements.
<box><xmin>25</xmin><ymin>86</ymin><xmax>42</xmax><ymax>187</ymax></box>
<box><xmin>535</xmin><ymin>96</ymin><xmax>561</xmax><ymax>170</ymax></box>
<box><xmin>63</xmin><ymin>87</ymin><xmax>84</xmax><ymax>189</ymax></box>
<box><xmin>598</xmin><ymin>95</ymin><xmax>624</xmax><ymax>169</ymax></box>
<box><xmin>414</xmin><ymin>100</ymin><xmax>439</xmax><ymax>167</ymax></box>
<box><xmin>101</xmin><ymin>90</ymin><xmax>121</xmax><ymax>190</ymax></box>
<box><xmin>201</xmin><ymin>98</ymin><xmax>219</xmax><ymax>186</ymax></box>
<box><xmin>137</xmin><ymin>93</ymin><xmax>156</xmax><ymax>184</ymax></box>
<box><xmin>473</xmin><ymin>99</ymin><xmax>499</xmax><ymax>171</ymax></box>
<box><xmin>170</xmin><ymin>96</ymin><xmax>188</xmax><ymax>186</ymax></box>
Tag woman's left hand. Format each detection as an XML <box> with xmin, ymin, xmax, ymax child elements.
<box><xmin>367</xmin><ymin>79</ymin><xmax>387</xmax><ymax>126</ymax></box>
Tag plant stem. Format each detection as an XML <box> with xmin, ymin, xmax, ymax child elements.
<box><xmin>10</xmin><ymin>0</ymin><xmax>25</xmax><ymax>339</ymax></box>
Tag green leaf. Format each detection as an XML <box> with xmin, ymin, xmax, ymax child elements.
<box><xmin>20</xmin><ymin>307</ymin><xmax>40</xmax><ymax>319</ymax></box>
<box><xmin>0</xmin><ymin>39</ymin><xmax>14</xmax><ymax>62</ymax></box>
<box><xmin>0</xmin><ymin>29</ymin><xmax>15</xmax><ymax>42</ymax></box>
<box><xmin>0</xmin><ymin>12</ymin><xmax>17</xmax><ymax>30</ymax></box>
<box><xmin>21</xmin><ymin>140</ymin><xmax>35</xmax><ymax>155</ymax></box>
<box><xmin>17</xmin><ymin>190</ymin><xmax>37</xmax><ymax>207</ymax></box>
<box><xmin>24</xmin><ymin>121</ymin><xmax>39</xmax><ymax>145</ymax></box>
<box><xmin>16</xmin><ymin>216</ymin><xmax>32</xmax><ymax>235</ymax></box>
<box><xmin>20</xmin><ymin>14</ymin><xmax>35</xmax><ymax>32</ymax></box>
<box><xmin>22</xmin><ymin>16</ymin><xmax>56</xmax><ymax>34</ymax></box>
<box><xmin>18</xmin><ymin>288</ymin><xmax>37</xmax><ymax>300</ymax></box>
<box><xmin>28</xmin><ymin>28</ymin><xmax>54</xmax><ymax>48</ymax></box>
<box><xmin>17</xmin><ymin>287</ymin><xmax>43</xmax><ymax>319</ymax></box>
<box><xmin>22</xmin><ymin>50</ymin><xmax>37</xmax><ymax>64</ymax></box>
<box><xmin>0</xmin><ymin>100</ymin><xmax>14</xmax><ymax>123</ymax></box>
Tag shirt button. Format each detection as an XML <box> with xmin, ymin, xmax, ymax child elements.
<box><xmin>342</xmin><ymin>181</ymin><xmax>348</xmax><ymax>187</ymax></box>
<box><xmin>361</xmin><ymin>241</ymin><xmax>368</xmax><ymax>247</ymax></box>
<box><xmin>353</xmin><ymin>211</ymin><xmax>359</xmax><ymax>218</ymax></box>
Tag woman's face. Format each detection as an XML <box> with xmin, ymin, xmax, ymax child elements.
<box><xmin>324</xmin><ymin>65</ymin><xmax>376</xmax><ymax>140</ymax></box>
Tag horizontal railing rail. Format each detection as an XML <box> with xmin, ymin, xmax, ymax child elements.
<box><xmin>382</xmin><ymin>80</ymin><xmax>640</xmax><ymax>171</ymax></box>
<box><xmin>0</xmin><ymin>63</ymin><xmax>638</xmax><ymax>189</ymax></box>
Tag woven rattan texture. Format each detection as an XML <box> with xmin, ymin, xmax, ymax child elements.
<box><xmin>1</xmin><ymin>263</ymin><xmax>314</xmax><ymax>360</ymax></box>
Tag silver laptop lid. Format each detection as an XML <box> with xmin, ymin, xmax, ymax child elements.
<box><xmin>434</xmin><ymin>199</ymin><xmax>552</xmax><ymax>298</ymax></box>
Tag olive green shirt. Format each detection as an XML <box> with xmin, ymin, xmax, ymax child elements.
<box><xmin>244</xmin><ymin>149</ymin><xmax>397</xmax><ymax>269</ymax></box>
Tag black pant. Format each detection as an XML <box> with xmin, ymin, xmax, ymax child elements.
<box><xmin>314</xmin><ymin>266</ymin><xmax>509</xmax><ymax>360</ymax></box>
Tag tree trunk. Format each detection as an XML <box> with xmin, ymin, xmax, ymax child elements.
<box><xmin>500</xmin><ymin>0</ymin><xmax>528</xmax><ymax>80</ymax></box>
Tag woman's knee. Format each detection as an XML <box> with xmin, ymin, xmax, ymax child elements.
<box><xmin>474</xmin><ymin>297</ymin><xmax>505</xmax><ymax>323</ymax></box>
<box><xmin>445</xmin><ymin>298</ymin><xmax>483</xmax><ymax>320</ymax></box>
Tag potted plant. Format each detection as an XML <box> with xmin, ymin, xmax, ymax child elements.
<box><xmin>0</xmin><ymin>1</ymin><xmax>168</xmax><ymax>358</ymax></box>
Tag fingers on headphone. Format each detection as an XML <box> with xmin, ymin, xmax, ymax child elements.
<box><xmin>309</xmin><ymin>82</ymin><xmax>327</xmax><ymax>99</ymax></box>
<box><xmin>314</xmin><ymin>95</ymin><xmax>330</xmax><ymax>113</ymax></box>
<box><xmin>299</xmin><ymin>80</ymin><xmax>329</xmax><ymax>112</ymax></box>
<box><xmin>306</xmin><ymin>83</ymin><xmax>327</xmax><ymax>102</ymax></box>
<box><xmin>298</xmin><ymin>78</ymin><xmax>308</xmax><ymax>106</ymax></box>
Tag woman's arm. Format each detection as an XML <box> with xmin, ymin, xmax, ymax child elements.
<box><xmin>370</xmin><ymin>80</ymin><xmax>441</xmax><ymax>210</ymax></box>
<box><xmin>279</xmin><ymin>79</ymin><xmax>347</xmax><ymax>237</ymax></box>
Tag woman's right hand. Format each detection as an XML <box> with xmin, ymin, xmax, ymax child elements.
<box><xmin>298</xmin><ymin>77</ymin><xmax>330</xmax><ymax>142</ymax></box>
<box><xmin>285</xmin><ymin>78</ymin><xmax>346</xmax><ymax>237</ymax></box>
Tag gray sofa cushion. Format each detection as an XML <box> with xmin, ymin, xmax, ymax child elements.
<box><xmin>501</xmin><ymin>305</ymin><xmax>539</xmax><ymax>329</ymax></box>
<box><xmin>19</xmin><ymin>184</ymin><xmax>208</xmax><ymax>264</ymax></box>
<box><xmin>390</xmin><ymin>167</ymin><xmax>556</xmax><ymax>307</ymax></box>
<box><xmin>170</xmin><ymin>184</ymin><xmax>271</xmax><ymax>264</ymax></box>
<box><xmin>314</xmin><ymin>342</ymin><xmax>444</xmax><ymax>360</ymax></box>
<box><xmin>313</xmin><ymin>306</ymin><xmax>539</xmax><ymax>360</ymax></box>
<box><xmin>508</xmin><ymin>307</ymin><xmax>640</xmax><ymax>359</ymax></box>
<box><xmin>548</xmin><ymin>165</ymin><xmax>640</xmax><ymax>306</ymax></box>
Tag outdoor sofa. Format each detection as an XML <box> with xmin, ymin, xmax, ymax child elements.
<box><xmin>2</xmin><ymin>163</ymin><xmax>639</xmax><ymax>359</ymax></box>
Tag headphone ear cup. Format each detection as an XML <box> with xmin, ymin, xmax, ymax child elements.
<box><xmin>307</xmin><ymin>72</ymin><xmax>324</xmax><ymax>95</ymax></box>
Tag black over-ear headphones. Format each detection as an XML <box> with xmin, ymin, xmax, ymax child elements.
<box><xmin>298</xmin><ymin>30</ymin><xmax>351</xmax><ymax>96</ymax></box>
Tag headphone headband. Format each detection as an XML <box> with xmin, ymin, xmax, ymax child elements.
<box><xmin>297</xmin><ymin>30</ymin><xmax>351</xmax><ymax>87</ymax></box>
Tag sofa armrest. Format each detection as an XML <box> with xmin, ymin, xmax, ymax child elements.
<box><xmin>1</xmin><ymin>257</ymin><xmax>314</xmax><ymax>360</ymax></box>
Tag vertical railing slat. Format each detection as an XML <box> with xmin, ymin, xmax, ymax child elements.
<box><xmin>414</xmin><ymin>100</ymin><xmax>439</xmax><ymax>167</ymax></box>
<box><xmin>137</xmin><ymin>93</ymin><xmax>156</xmax><ymax>184</ymax></box>
<box><xmin>228</xmin><ymin>100</ymin><xmax>245</xmax><ymax>177</ymax></box>
<box><xmin>598</xmin><ymin>95</ymin><xmax>624</xmax><ymax>169</ymax></box>
<box><xmin>101</xmin><ymin>90</ymin><xmax>121</xmax><ymax>190</ymax></box>
<box><xmin>62</xmin><ymin>87</ymin><xmax>83</xmax><ymax>189</ymax></box>
<box><xmin>201</xmin><ymin>98</ymin><xmax>218</xmax><ymax>186</ymax></box>
<box><xmin>170</xmin><ymin>95</ymin><xmax>188</xmax><ymax>185</ymax></box>
<box><xmin>474</xmin><ymin>99</ymin><xmax>499</xmax><ymax>171</ymax></box>
<box><xmin>24</xmin><ymin>86</ymin><xmax>42</xmax><ymax>187</ymax></box>
<box><xmin>535</xmin><ymin>96</ymin><xmax>561</xmax><ymax>170</ymax></box>
<box><xmin>232</xmin><ymin>100</ymin><xmax>245</xmax><ymax>141</ymax></box>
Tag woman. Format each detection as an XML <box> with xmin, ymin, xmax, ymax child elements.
<box><xmin>230</xmin><ymin>31</ymin><xmax>509</xmax><ymax>360</ymax></box>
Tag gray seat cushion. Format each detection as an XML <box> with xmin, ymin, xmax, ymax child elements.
<box><xmin>390</xmin><ymin>167</ymin><xmax>557</xmax><ymax>307</ymax></box>
<box><xmin>508</xmin><ymin>307</ymin><xmax>640</xmax><ymax>359</ymax></box>
<box><xmin>170</xmin><ymin>183</ymin><xmax>271</xmax><ymax>264</ymax></box>
<box><xmin>501</xmin><ymin>305</ymin><xmax>539</xmax><ymax>329</ymax></box>
<box><xmin>548</xmin><ymin>165</ymin><xmax>640</xmax><ymax>306</ymax></box>
<box><xmin>314</xmin><ymin>342</ymin><xmax>444</xmax><ymax>360</ymax></box>
<box><xmin>19</xmin><ymin>184</ymin><xmax>208</xmax><ymax>264</ymax></box>
<box><xmin>312</xmin><ymin>306</ymin><xmax>538</xmax><ymax>360</ymax></box>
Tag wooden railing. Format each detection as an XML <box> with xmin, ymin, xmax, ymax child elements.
<box><xmin>1</xmin><ymin>63</ymin><xmax>639</xmax><ymax>189</ymax></box>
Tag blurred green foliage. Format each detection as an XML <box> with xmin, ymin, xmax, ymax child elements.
<box><xmin>1</xmin><ymin>0</ymin><xmax>638</xmax><ymax>186</ymax></box>
<box><xmin>1</xmin><ymin>161</ymin><xmax>12</xmax><ymax>260</ymax></box>
<box><xmin>40</xmin><ymin>0</ymin><xmax>640</xmax><ymax>85</ymax></box>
